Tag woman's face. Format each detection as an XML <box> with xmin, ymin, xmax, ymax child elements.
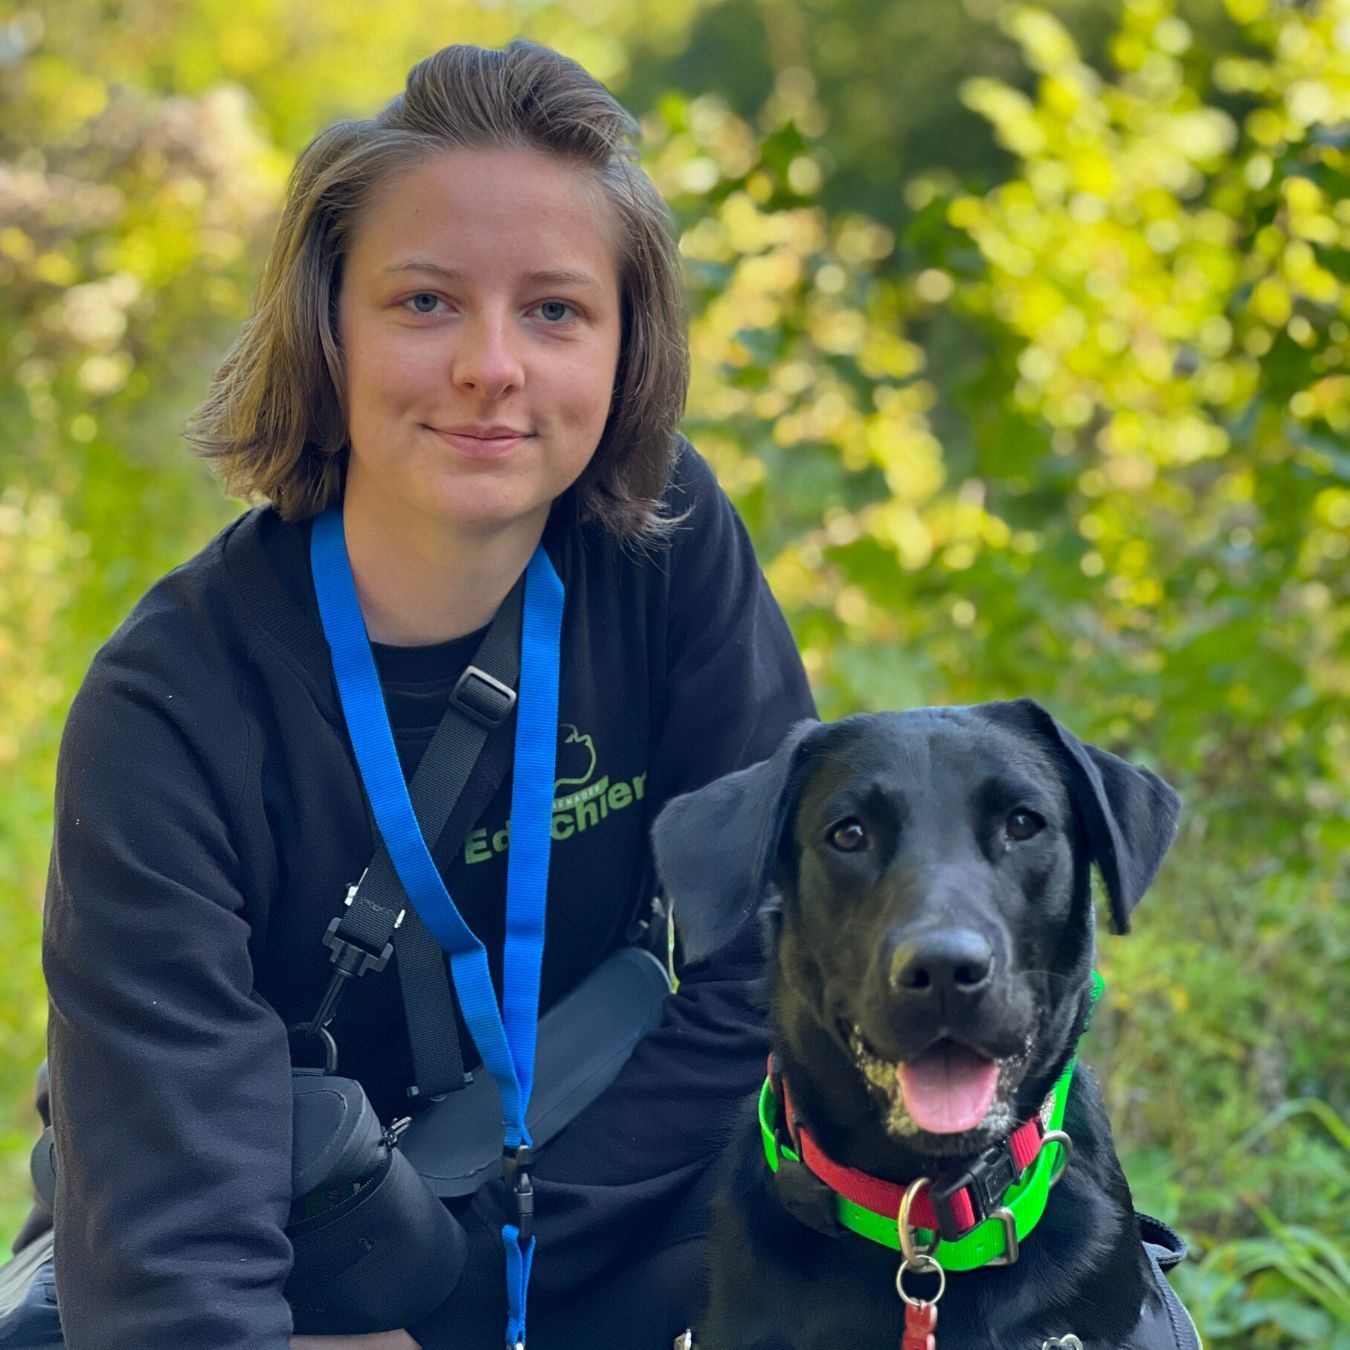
<box><xmin>337</xmin><ymin>147</ymin><xmax>623</xmax><ymax>541</ymax></box>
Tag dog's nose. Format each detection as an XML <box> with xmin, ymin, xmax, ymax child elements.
<box><xmin>889</xmin><ymin>928</ymin><xmax>994</xmax><ymax>999</ymax></box>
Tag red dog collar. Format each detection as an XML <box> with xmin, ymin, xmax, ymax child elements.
<box><xmin>769</xmin><ymin>1055</ymin><xmax>1051</xmax><ymax>1241</ymax></box>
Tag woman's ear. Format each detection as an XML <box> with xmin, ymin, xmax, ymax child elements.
<box><xmin>650</xmin><ymin>720</ymin><xmax>821</xmax><ymax>965</ymax></box>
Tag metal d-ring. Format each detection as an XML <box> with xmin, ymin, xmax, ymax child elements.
<box><xmin>896</xmin><ymin>1177</ymin><xmax>940</xmax><ymax>1264</ymax></box>
<box><xmin>288</xmin><ymin>1022</ymin><xmax>339</xmax><ymax>1075</ymax></box>
<box><xmin>1041</xmin><ymin>1129</ymin><xmax>1073</xmax><ymax>1189</ymax></box>
<box><xmin>895</xmin><ymin>1252</ymin><xmax>946</xmax><ymax>1308</ymax></box>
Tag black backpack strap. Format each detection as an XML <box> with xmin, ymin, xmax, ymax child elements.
<box><xmin>1136</xmin><ymin>1211</ymin><xmax>1188</xmax><ymax>1270</ymax></box>
<box><xmin>393</xmin><ymin>707</ymin><xmax>520</xmax><ymax>1102</ymax></box>
<box><xmin>296</xmin><ymin>579</ymin><xmax>525</xmax><ymax>1100</ymax></box>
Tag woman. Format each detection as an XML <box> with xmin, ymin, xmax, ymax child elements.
<box><xmin>37</xmin><ymin>39</ymin><xmax>814</xmax><ymax>1350</ymax></box>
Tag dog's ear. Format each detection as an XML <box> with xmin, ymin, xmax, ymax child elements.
<box><xmin>977</xmin><ymin>699</ymin><xmax>1181</xmax><ymax>934</ymax></box>
<box><xmin>651</xmin><ymin>719</ymin><xmax>821</xmax><ymax>965</ymax></box>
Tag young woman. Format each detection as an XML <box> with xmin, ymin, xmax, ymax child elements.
<box><xmin>36</xmin><ymin>39</ymin><xmax>814</xmax><ymax>1350</ymax></box>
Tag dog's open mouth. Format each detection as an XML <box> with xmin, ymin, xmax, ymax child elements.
<box><xmin>847</xmin><ymin>1024</ymin><xmax>1025</xmax><ymax>1141</ymax></box>
<box><xmin>894</xmin><ymin>1041</ymin><xmax>1000</xmax><ymax>1134</ymax></box>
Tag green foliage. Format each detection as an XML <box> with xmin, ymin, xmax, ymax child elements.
<box><xmin>1175</xmin><ymin>1188</ymin><xmax>1350</xmax><ymax>1345</ymax></box>
<box><xmin>647</xmin><ymin>4</ymin><xmax>1349</xmax><ymax>1341</ymax></box>
<box><xmin>1</xmin><ymin>1</ymin><xmax>1345</xmax><ymax>1343</ymax></box>
<box><xmin>658</xmin><ymin>0</ymin><xmax>1347</xmax><ymax>850</ymax></box>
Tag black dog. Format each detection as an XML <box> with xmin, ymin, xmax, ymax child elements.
<box><xmin>653</xmin><ymin>700</ymin><xmax>1202</xmax><ymax>1350</ymax></box>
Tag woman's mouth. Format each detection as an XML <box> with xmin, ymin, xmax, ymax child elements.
<box><xmin>424</xmin><ymin>426</ymin><xmax>533</xmax><ymax>458</ymax></box>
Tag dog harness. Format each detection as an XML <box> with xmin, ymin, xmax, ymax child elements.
<box><xmin>759</xmin><ymin>972</ymin><xmax>1104</xmax><ymax>1273</ymax></box>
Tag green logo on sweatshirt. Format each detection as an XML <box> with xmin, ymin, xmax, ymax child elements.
<box><xmin>463</xmin><ymin>724</ymin><xmax>646</xmax><ymax>865</ymax></box>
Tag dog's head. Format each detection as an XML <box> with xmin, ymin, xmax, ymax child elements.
<box><xmin>652</xmin><ymin>699</ymin><xmax>1180</xmax><ymax>1161</ymax></box>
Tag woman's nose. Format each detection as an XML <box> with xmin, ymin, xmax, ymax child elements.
<box><xmin>452</xmin><ymin>312</ymin><xmax>525</xmax><ymax>399</ymax></box>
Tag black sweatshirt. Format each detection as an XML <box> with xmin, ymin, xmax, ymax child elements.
<box><xmin>41</xmin><ymin>440</ymin><xmax>816</xmax><ymax>1349</ymax></box>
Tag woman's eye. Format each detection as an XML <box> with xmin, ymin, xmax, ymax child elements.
<box><xmin>536</xmin><ymin>299</ymin><xmax>576</xmax><ymax>323</ymax></box>
<box><xmin>827</xmin><ymin>818</ymin><xmax>868</xmax><ymax>853</ymax></box>
<box><xmin>406</xmin><ymin>292</ymin><xmax>444</xmax><ymax>314</ymax></box>
<box><xmin>1005</xmin><ymin>809</ymin><xmax>1045</xmax><ymax>842</ymax></box>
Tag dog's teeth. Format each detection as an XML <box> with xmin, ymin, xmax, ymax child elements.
<box><xmin>847</xmin><ymin>1027</ymin><xmax>899</xmax><ymax>1092</ymax></box>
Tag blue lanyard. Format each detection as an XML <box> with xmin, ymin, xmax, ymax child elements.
<box><xmin>310</xmin><ymin>507</ymin><xmax>563</xmax><ymax>1349</ymax></box>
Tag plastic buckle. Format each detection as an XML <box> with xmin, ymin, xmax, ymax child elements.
<box><xmin>929</xmin><ymin>1138</ymin><xmax>1020</xmax><ymax>1242</ymax></box>
<box><xmin>765</xmin><ymin>1058</ymin><xmax>840</xmax><ymax>1236</ymax></box>
<box><xmin>773</xmin><ymin>1148</ymin><xmax>843</xmax><ymax>1238</ymax></box>
<box><xmin>321</xmin><ymin>916</ymin><xmax>394</xmax><ymax>977</ymax></box>
<box><xmin>503</xmin><ymin>1144</ymin><xmax>535</xmax><ymax>1243</ymax></box>
<box><xmin>450</xmin><ymin>665</ymin><xmax>517</xmax><ymax>728</ymax></box>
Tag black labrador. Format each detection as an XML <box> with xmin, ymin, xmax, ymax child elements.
<box><xmin>652</xmin><ymin>700</ymin><xmax>1202</xmax><ymax>1350</ymax></box>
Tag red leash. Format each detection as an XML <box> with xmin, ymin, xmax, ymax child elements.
<box><xmin>902</xmin><ymin>1302</ymin><xmax>938</xmax><ymax>1349</ymax></box>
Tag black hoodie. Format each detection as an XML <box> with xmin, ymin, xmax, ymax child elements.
<box><xmin>41</xmin><ymin>440</ymin><xmax>816</xmax><ymax>1348</ymax></box>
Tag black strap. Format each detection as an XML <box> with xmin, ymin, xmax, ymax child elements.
<box><xmin>390</xmin><ymin>584</ymin><xmax>523</xmax><ymax>1102</ymax></box>
<box><xmin>1137</xmin><ymin>1211</ymin><xmax>1188</xmax><ymax>1270</ymax></box>
<box><xmin>296</xmin><ymin>578</ymin><xmax>525</xmax><ymax>1100</ymax></box>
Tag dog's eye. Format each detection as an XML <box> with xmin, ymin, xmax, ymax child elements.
<box><xmin>827</xmin><ymin>818</ymin><xmax>868</xmax><ymax>852</ymax></box>
<box><xmin>1005</xmin><ymin>809</ymin><xmax>1045</xmax><ymax>842</ymax></box>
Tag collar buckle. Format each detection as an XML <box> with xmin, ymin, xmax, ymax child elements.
<box><xmin>767</xmin><ymin>1060</ymin><xmax>843</xmax><ymax>1239</ymax></box>
<box><xmin>773</xmin><ymin>1147</ymin><xmax>845</xmax><ymax>1238</ymax></box>
<box><xmin>929</xmin><ymin>1137</ymin><xmax>1021</xmax><ymax>1242</ymax></box>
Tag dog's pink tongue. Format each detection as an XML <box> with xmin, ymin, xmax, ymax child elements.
<box><xmin>897</xmin><ymin>1044</ymin><xmax>1000</xmax><ymax>1134</ymax></box>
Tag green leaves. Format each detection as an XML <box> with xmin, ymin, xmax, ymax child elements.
<box><xmin>657</xmin><ymin>12</ymin><xmax>1348</xmax><ymax>1341</ymax></box>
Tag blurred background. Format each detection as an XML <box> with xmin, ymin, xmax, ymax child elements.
<box><xmin>1</xmin><ymin>0</ymin><xmax>1346</xmax><ymax>1343</ymax></box>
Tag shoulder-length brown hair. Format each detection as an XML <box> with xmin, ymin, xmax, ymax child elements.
<box><xmin>184</xmin><ymin>41</ymin><xmax>689</xmax><ymax>538</ymax></box>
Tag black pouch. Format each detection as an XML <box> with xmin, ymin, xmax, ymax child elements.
<box><xmin>28</xmin><ymin>1070</ymin><xmax>467</xmax><ymax>1336</ymax></box>
<box><xmin>280</xmin><ymin>1071</ymin><xmax>465</xmax><ymax>1333</ymax></box>
<box><xmin>286</xmin><ymin>1146</ymin><xmax>462</xmax><ymax>1333</ymax></box>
